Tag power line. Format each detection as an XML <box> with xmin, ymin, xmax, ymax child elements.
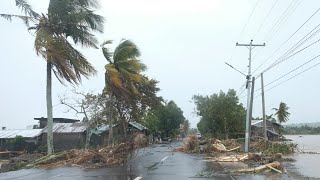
<box><xmin>252</xmin><ymin>0</ymin><xmax>279</xmax><ymax>40</ymax></box>
<box><xmin>251</xmin><ymin>0</ymin><xmax>301</xmax><ymax>61</ymax></box>
<box><xmin>262</xmin><ymin>36</ymin><xmax>320</xmax><ymax>74</ymax></box>
<box><xmin>255</xmin><ymin>59</ymin><xmax>320</xmax><ymax>98</ymax></box>
<box><xmin>264</xmin><ymin>0</ymin><xmax>302</xmax><ymax>43</ymax></box>
<box><xmin>239</xmin><ymin>0</ymin><xmax>261</xmax><ymax>41</ymax></box>
<box><xmin>229</xmin><ymin>0</ymin><xmax>261</xmax><ymax>63</ymax></box>
<box><xmin>262</xmin><ymin>0</ymin><xmax>300</xmax><ymax>43</ymax></box>
<box><xmin>255</xmin><ymin>54</ymin><xmax>320</xmax><ymax>92</ymax></box>
<box><xmin>252</xmin><ymin>7</ymin><xmax>320</xmax><ymax>75</ymax></box>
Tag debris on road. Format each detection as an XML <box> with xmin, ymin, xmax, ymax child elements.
<box><xmin>232</xmin><ymin>161</ymin><xmax>282</xmax><ymax>174</ymax></box>
<box><xmin>27</xmin><ymin>141</ymin><xmax>137</xmax><ymax>169</ymax></box>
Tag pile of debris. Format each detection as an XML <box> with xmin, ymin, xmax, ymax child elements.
<box><xmin>250</xmin><ymin>138</ymin><xmax>297</xmax><ymax>155</ymax></box>
<box><xmin>175</xmin><ymin>135</ymin><xmax>199</xmax><ymax>153</ymax></box>
<box><xmin>176</xmin><ymin>136</ymin><xmax>293</xmax><ymax>174</ymax></box>
<box><xmin>0</xmin><ymin>153</ymin><xmax>44</xmax><ymax>172</ymax></box>
<box><xmin>26</xmin><ymin>141</ymin><xmax>140</xmax><ymax>169</ymax></box>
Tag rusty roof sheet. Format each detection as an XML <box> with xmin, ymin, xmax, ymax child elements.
<box><xmin>0</xmin><ymin>129</ymin><xmax>42</xmax><ymax>139</ymax></box>
<box><xmin>42</xmin><ymin>123</ymin><xmax>87</xmax><ymax>133</ymax></box>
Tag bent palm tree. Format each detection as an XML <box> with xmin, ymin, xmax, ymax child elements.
<box><xmin>102</xmin><ymin>40</ymin><xmax>147</xmax><ymax>142</ymax></box>
<box><xmin>1</xmin><ymin>0</ymin><xmax>104</xmax><ymax>154</ymax></box>
<box><xmin>273</xmin><ymin>102</ymin><xmax>290</xmax><ymax>124</ymax></box>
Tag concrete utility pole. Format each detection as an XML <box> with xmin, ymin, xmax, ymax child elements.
<box><xmin>261</xmin><ymin>73</ymin><xmax>267</xmax><ymax>139</ymax></box>
<box><xmin>248</xmin><ymin>77</ymin><xmax>255</xmax><ymax>144</ymax></box>
<box><xmin>236</xmin><ymin>40</ymin><xmax>265</xmax><ymax>152</ymax></box>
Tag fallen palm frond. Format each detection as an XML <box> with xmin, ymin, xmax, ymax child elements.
<box><xmin>26</xmin><ymin>141</ymin><xmax>140</xmax><ymax>169</ymax></box>
<box><xmin>204</xmin><ymin>154</ymin><xmax>248</xmax><ymax>162</ymax></box>
<box><xmin>232</xmin><ymin>161</ymin><xmax>282</xmax><ymax>174</ymax></box>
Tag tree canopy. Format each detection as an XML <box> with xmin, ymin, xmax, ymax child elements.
<box><xmin>193</xmin><ymin>89</ymin><xmax>246</xmax><ymax>139</ymax></box>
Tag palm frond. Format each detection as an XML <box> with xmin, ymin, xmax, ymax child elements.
<box><xmin>48</xmin><ymin>0</ymin><xmax>104</xmax><ymax>32</ymax></box>
<box><xmin>35</xmin><ymin>28</ymin><xmax>97</xmax><ymax>84</ymax></box>
<box><xmin>0</xmin><ymin>14</ymin><xmax>32</xmax><ymax>26</ymax></box>
<box><xmin>15</xmin><ymin>0</ymin><xmax>39</xmax><ymax>18</ymax></box>
<box><xmin>113</xmin><ymin>40</ymin><xmax>141</xmax><ymax>63</ymax></box>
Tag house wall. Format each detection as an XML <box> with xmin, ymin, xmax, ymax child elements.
<box><xmin>42</xmin><ymin>133</ymin><xmax>86</xmax><ymax>151</ymax></box>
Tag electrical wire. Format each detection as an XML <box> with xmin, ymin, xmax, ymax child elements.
<box><xmin>252</xmin><ymin>7</ymin><xmax>320</xmax><ymax>76</ymax></box>
<box><xmin>262</xmin><ymin>0</ymin><xmax>300</xmax><ymax>43</ymax></box>
<box><xmin>255</xmin><ymin>59</ymin><xmax>320</xmax><ymax>98</ymax></box>
<box><xmin>251</xmin><ymin>0</ymin><xmax>301</xmax><ymax>61</ymax></box>
<box><xmin>262</xmin><ymin>35</ymin><xmax>320</xmax><ymax>74</ymax></box>
<box><xmin>255</xmin><ymin>54</ymin><xmax>320</xmax><ymax>92</ymax></box>
<box><xmin>229</xmin><ymin>0</ymin><xmax>261</xmax><ymax>63</ymax></box>
<box><xmin>239</xmin><ymin>0</ymin><xmax>261</xmax><ymax>41</ymax></box>
<box><xmin>252</xmin><ymin>0</ymin><xmax>279</xmax><ymax>40</ymax></box>
<box><xmin>264</xmin><ymin>0</ymin><xmax>302</xmax><ymax>43</ymax></box>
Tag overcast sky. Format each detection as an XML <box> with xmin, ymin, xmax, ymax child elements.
<box><xmin>1</xmin><ymin>0</ymin><xmax>320</xmax><ymax>129</ymax></box>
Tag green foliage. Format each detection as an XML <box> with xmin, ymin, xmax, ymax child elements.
<box><xmin>103</xmin><ymin>39</ymin><xmax>147</xmax><ymax>98</ymax></box>
<box><xmin>5</xmin><ymin>136</ymin><xmax>26</xmax><ymax>151</ymax></box>
<box><xmin>283</xmin><ymin>125</ymin><xmax>320</xmax><ymax>135</ymax></box>
<box><xmin>36</xmin><ymin>145</ymin><xmax>48</xmax><ymax>153</ymax></box>
<box><xmin>193</xmin><ymin>89</ymin><xmax>246</xmax><ymax>139</ymax></box>
<box><xmin>273</xmin><ymin>102</ymin><xmax>290</xmax><ymax>124</ymax></box>
<box><xmin>2</xmin><ymin>0</ymin><xmax>104</xmax><ymax>85</ymax></box>
<box><xmin>156</xmin><ymin>101</ymin><xmax>185</xmax><ymax>138</ymax></box>
<box><xmin>252</xmin><ymin>139</ymin><xmax>297</xmax><ymax>155</ymax></box>
<box><xmin>141</xmin><ymin>112</ymin><xmax>160</xmax><ymax>134</ymax></box>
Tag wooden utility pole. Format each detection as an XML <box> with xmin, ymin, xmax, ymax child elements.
<box><xmin>261</xmin><ymin>73</ymin><xmax>267</xmax><ymax>139</ymax></box>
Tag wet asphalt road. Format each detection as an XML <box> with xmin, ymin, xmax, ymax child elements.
<box><xmin>0</xmin><ymin>141</ymin><xmax>294</xmax><ymax>180</ymax></box>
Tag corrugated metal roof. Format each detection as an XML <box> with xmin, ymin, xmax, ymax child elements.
<box><xmin>129</xmin><ymin>121</ymin><xmax>147</xmax><ymax>131</ymax></box>
<box><xmin>42</xmin><ymin>123</ymin><xmax>87</xmax><ymax>133</ymax></box>
<box><xmin>251</xmin><ymin>120</ymin><xmax>263</xmax><ymax>126</ymax></box>
<box><xmin>0</xmin><ymin>129</ymin><xmax>42</xmax><ymax>139</ymax></box>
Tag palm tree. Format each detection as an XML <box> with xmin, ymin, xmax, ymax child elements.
<box><xmin>1</xmin><ymin>0</ymin><xmax>104</xmax><ymax>154</ymax></box>
<box><xmin>101</xmin><ymin>40</ymin><xmax>147</xmax><ymax>142</ymax></box>
<box><xmin>273</xmin><ymin>102</ymin><xmax>290</xmax><ymax>124</ymax></box>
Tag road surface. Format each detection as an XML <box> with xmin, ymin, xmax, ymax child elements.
<box><xmin>0</xmin><ymin>141</ymin><xmax>296</xmax><ymax>180</ymax></box>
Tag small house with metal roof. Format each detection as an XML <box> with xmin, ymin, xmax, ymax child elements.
<box><xmin>41</xmin><ymin>123</ymin><xmax>87</xmax><ymax>150</ymax></box>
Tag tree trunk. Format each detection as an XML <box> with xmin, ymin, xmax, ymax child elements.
<box><xmin>85</xmin><ymin>126</ymin><xmax>91</xmax><ymax>149</ymax></box>
<box><xmin>46</xmin><ymin>62</ymin><xmax>54</xmax><ymax>155</ymax></box>
<box><xmin>108</xmin><ymin>115</ymin><xmax>113</xmax><ymax>145</ymax></box>
<box><xmin>123</xmin><ymin>119</ymin><xmax>127</xmax><ymax>139</ymax></box>
<box><xmin>224</xmin><ymin>118</ymin><xmax>228</xmax><ymax>139</ymax></box>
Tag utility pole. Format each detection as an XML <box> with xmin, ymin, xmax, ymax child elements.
<box><xmin>261</xmin><ymin>73</ymin><xmax>267</xmax><ymax>139</ymax></box>
<box><xmin>236</xmin><ymin>40</ymin><xmax>265</xmax><ymax>152</ymax></box>
<box><xmin>248</xmin><ymin>77</ymin><xmax>255</xmax><ymax>144</ymax></box>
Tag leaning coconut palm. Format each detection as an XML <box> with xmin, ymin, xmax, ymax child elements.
<box><xmin>101</xmin><ymin>40</ymin><xmax>147</xmax><ymax>142</ymax></box>
<box><xmin>273</xmin><ymin>102</ymin><xmax>290</xmax><ymax>124</ymax></box>
<box><xmin>1</xmin><ymin>0</ymin><xmax>104</xmax><ymax>154</ymax></box>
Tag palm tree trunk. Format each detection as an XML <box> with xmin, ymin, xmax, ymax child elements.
<box><xmin>46</xmin><ymin>62</ymin><xmax>54</xmax><ymax>154</ymax></box>
<box><xmin>107</xmin><ymin>97</ymin><xmax>113</xmax><ymax>145</ymax></box>
<box><xmin>108</xmin><ymin>114</ymin><xmax>113</xmax><ymax>145</ymax></box>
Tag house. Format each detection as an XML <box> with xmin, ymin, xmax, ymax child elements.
<box><xmin>34</xmin><ymin>117</ymin><xmax>80</xmax><ymax>128</ymax></box>
<box><xmin>90</xmin><ymin>121</ymin><xmax>148</xmax><ymax>146</ymax></box>
<box><xmin>41</xmin><ymin>123</ymin><xmax>87</xmax><ymax>150</ymax></box>
<box><xmin>127</xmin><ymin>121</ymin><xmax>148</xmax><ymax>134</ymax></box>
<box><xmin>251</xmin><ymin>119</ymin><xmax>282</xmax><ymax>141</ymax></box>
<box><xmin>0</xmin><ymin>128</ymin><xmax>42</xmax><ymax>151</ymax></box>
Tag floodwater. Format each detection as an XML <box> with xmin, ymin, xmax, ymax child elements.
<box><xmin>285</xmin><ymin>135</ymin><xmax>320</xmax><ymax>179</ymax></box>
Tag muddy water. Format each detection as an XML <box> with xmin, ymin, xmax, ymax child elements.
<box><xmin>285</xmin><ymin>135</ymin><xmax>320</xmax><ymax>179</ymax></box>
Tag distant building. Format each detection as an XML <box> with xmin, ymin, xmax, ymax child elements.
<box><xmin>0</xmin><ymin>129</ymin><xmax>42</xmax><ymax>150</ymax></box>
<box><xmin>34</xmin><ymin>117</ymin><xmax>80</xmax><ymax>128</ymax></box>
<box><xmin>41</xmin><ymin>123</ymin><xmax>87</xmax><ymax>150</ymax></box>
<box><xmin>251</xmin><ymin>119</ymin><xmax>283</xmax><ymax>141</ymax></box>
